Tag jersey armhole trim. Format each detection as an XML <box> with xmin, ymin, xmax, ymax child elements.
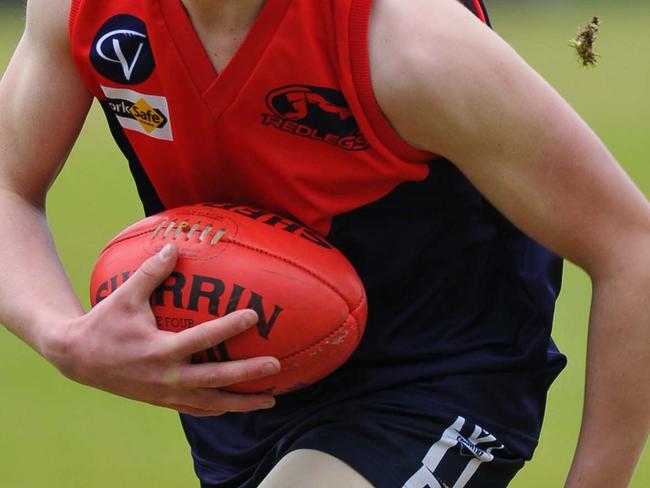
<box><xmin>348</xmin><ymin>0</ymin><xmax>435</xmax><ymax>163</ymax></box>
<box><xmin>69</xmin><ymin>0</ymin><xmax>82</xmax><ymax>39</ymax></box>
<box><xmin>472</xmin><ymin>0</ymin><xmax>488</xmax><ymax>24</ymax></box>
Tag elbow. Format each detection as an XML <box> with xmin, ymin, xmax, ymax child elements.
<box><xmin>583</xmin><ymin>228</ymin><xmax>650</xmax><ymax>286</ymax></box>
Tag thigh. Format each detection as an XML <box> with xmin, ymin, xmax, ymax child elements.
<box><xmin>281</xmin><ymin>412</ymin><xmax>524</xmax><ymax>488</ymax></box>
<box><xmin>258</xmin><ymin>449</ymin><xmax>374</xmax><ymax>488</ymax></box>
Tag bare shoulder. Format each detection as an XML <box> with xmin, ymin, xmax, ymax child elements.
<box><xmin>369</xmin><ymin>0</ymin><xmax>486</xmax><ymax>63</ymax></box>
<box><xmin>24</xmin><ymin>0</ymin><xmax>73</xmax><ymax>50</ymax></box>
<box><xmin>368</xmin><ymin>0</ymin><xmax>486</xmax><ymax>103</ymax></box>
<box><xmin>368</xmin><ymin>0</ymin><xmax>533</xmax><ymax>153</ymax></box>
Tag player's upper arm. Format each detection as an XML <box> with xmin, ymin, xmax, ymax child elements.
<box><xmin>0</xmin><ymin>0</ymin><xmax>92</xmax><ymax>207</ymax></box>
<box><xmin>369</xmin><ymin>0</ymin><xmax>650</xmax><ymax>278</ymax></box>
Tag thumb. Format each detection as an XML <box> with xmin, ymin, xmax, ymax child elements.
<box><xmin>118</xmin><ymin>243</ymin><xmax>178</xmax><ymax>305</ymax></box>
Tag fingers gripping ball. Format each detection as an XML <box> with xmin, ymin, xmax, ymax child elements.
<box><xmin>90</xmin><ymin>203</ymin><xmax>367</xmax><ymax>394</ymax></box>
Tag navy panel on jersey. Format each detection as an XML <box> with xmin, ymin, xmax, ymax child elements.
<box><xmin>181</xmin><ymin>158</ymin><xmax>565</xmax><ymax>486</ymax></box>
<box><xmin>328</xmin><ymin>158</ymin><xmax>563</xmax><ymax>375</ymax></box>
<box><xmin>100</xmin><ymin>102</ymin><xmax>165</xmax><ymax>216</ymax></box>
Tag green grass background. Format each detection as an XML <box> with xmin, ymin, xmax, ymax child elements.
<box><xmin>0</xmin><ymin>1</ymin><xmax>648</xmax><ymax>486</ymax></box>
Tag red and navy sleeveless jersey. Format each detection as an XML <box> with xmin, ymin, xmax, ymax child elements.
<box><xmin>70</xmin><ymin>0</ymin><xmax>437</xmax><ymax>232</ymax></box>
<box><xmin>70</xmin><ymin>0</ymin><xmax>565</xmax><ymax>481</ymax></box>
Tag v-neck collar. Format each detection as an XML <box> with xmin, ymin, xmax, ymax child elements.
<box><xmin>158</xmin><ymin>0</ymin><xmax>291</xmax><ymax>118</ymax></box>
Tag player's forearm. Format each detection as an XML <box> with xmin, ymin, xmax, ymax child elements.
<box><xmin>566</xmin><ymin>269</ymin><xmax>650</xmax><ymax>487</ymax></box>
<box><xmin>0</xmin><ymin>188</ymin><xmax>84</xmax><ymax>359</ymax></box>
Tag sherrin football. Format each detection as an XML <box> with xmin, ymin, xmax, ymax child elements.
<box><xmin>90</xmin><ymin>203</ymin><xmax>367</xmax><ymax>394</ymax></box>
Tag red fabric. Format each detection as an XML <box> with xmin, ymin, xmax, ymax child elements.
<box><xmin>69</xmin><ymin>0</ymin><xmax>433</xmax><ymax>235</ymax></box>
<box><xmin>68</xmin><ymin>0</ymin><xmax>82</xmax><ymax>38</ymax></box>
<box><xmin>347</xmin><ymin>0</ymin><xmax>435</xmax><ymax>162</ymax></box>
<box><xmin>472</xmin><ymin>0</ymin><xmax>488</xmax><ymax>24</ymax></box>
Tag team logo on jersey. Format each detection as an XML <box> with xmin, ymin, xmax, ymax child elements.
<box><xmin>101</xmin><ymin>86</ymin><xmax>173</xmax><ymax>141</ymax></box>
<box><xmin>403</xmin><ymin>416</ymin><xmax>505</xmax><ymax>488</ymax></box>
<box><xmin>91</xmin><ymin>15</ymin><xmax>155</xmax><ymax>85</ymax></box>
<box><xmin>261</xmin><ymin>85</ymin><xmax>370</xmax><ymax>151</ymax></box>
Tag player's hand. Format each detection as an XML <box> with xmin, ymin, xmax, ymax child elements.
<box><xmin>48</xmin><ymin>244</ymin><xmax>281</xmax><ymax>417</ymax></box>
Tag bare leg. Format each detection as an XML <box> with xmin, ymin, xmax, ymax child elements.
<box><xmin>259</xmin><ymin>449</ymin><xmax>375</xmax><ymax>488</ymax></box>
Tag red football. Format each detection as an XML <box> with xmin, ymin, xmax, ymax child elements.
<box><xmin>90</xmin><ymin>203</ymin><xmax>367</xmax><ymax>394</ymax></box>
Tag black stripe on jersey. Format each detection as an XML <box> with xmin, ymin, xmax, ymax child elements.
<box><xmin>99</xmin><ymin>101</ymin><xmax>166</xmax><ymax>216</ymax></box>
<box><xmin>477</xmin><ymin>0</ymin><xmax>492</xmax><ymax>27</ymax></box>
<box><xmin>460</xmin><ymin>0</ymin><xmax>492</xmax><ymax>27</ymax></box>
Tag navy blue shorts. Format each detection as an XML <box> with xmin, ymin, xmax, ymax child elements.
<box><xmin>187</xmin><ymin>372</ymin><xmax>539</xmax><ymax>488</ymax></box>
